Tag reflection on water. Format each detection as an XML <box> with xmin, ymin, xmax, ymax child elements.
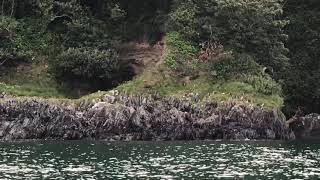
<box><xmin>0</xmin><ymin>141</ymin><xmax>319</xmax><ymax>179</ymax></box>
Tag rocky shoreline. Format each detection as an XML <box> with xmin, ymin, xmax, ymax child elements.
<box><xmin>0</xmin><ymin>93</ymin><xmax>318</xmax><ymax>141</ymax></box>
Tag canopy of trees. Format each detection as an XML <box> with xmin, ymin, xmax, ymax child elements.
<box><xmin>283</xmin><ymin>0</ymin><xmax>320</xmax><ymax>114</ymax></box>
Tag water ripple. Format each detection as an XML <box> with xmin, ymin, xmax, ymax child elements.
<box><xmin>0</xmin><ymin>141</ymin><xmax>319</xmax><ymax>179</ymax></box>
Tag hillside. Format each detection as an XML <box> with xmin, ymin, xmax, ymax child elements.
<box><xmin>0</xmin><ymin>0</ymin><xmax>319</xmax><ymax>116</ymax></box>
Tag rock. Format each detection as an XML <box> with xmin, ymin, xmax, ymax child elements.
<box><xmin>0</xmin><ymin>94</ymin><xmax>294</xmax><ymax>141</ymax></box>
<box><xmin>63</xmin><ymin>130</ymin><xmax>83</xmax><ymax>140</ymax></box>
<box><xmin>0</xmin><ymin>92</ymin><xmax>4</xmax><ymax>98</ymax></box>
<box><xmin>103</xmin><ymin>95</ymin><xmax>116</xmax><ymax>104</ymax></box>
<box><xmin>91</xmin><ymin>102</ymin><xmax>109</xmax><ymax>112</ymax></box>
<box><xmin>290</xmin><ymin>113</ymin><xmax>320</xmax><ymax>138</ymax></box>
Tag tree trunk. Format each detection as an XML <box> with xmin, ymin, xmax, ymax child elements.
<box><xmin>10</xmin><ymin>0</ymin><xmax>14</xmax><ymax>17</ymax></box>
<box><xmin>1</xmin><ymin>0</ymin><xmax>4</xmax><ymax>20</ymax></box>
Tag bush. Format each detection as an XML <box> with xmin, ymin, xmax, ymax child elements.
<box><xmin>47</xmin><ymin>0</ymin><xmax>112</xmax><ymax>50</ymax></box>
<box><xmin>15</xmin><ymin>18</ymin><xmax>54</xmax><ymax>56</ymax></box>
<box><xmin>0</xmin><ymin>17</ymin><xmax>18</xmax><ymax>61</ymax></box>
<box><xmin>167</xmin><ymin>1</ymin><xmax>199</xmax><ymax>39</ymax></box>
<box><xmin>164</xmin><ymin>32</ymin><xmax>198</xmax><ymax>74</ymax></box>
<box><xmin>52</xmin><ymin>48</ymin><xmax>120</xmax><ymax>83</ymax></box>
<box><xmin>205</xmin><ymin>53</ymin><xmax>262</xmax><ymax>79</ymax></box>
<box><xmin>244</xmin><ymin>75</ymin><xmax>282</xmax><ymax>96</ymax></box>
<box><xmin>62</xmin><ymin>20</ymin><xmax>112</xmax><ymax>50</ymax></box>
<box><xmin>0</xmin><ymin>17</ymin><xmax>31</xmax><ymax>64</ymax></box>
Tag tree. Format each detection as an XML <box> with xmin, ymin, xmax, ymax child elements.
<box><xmin>168</xmin><ymin>0</ymin><xmax>289</xmax><ymax>78</ymax></box>
<box><xmin>0</xmin><ymin>15</ymin><xmax>18</xmax><ymax>67</ymax></box>
<box><xmin>283</xmin><ymin>0</ymin><xmax>320</xmax><ymax>114</ymax></box>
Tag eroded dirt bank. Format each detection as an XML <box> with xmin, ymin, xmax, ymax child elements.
<box><xmin>116</xmin><ymin>41</ymin><xmax>165</xmax><ymax>75</ymax></box>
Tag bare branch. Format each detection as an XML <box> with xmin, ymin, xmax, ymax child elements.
<box><xmin>0</xmin><ymin>59</ymin><xmax>7</xmax><ymax>66</ymax></box>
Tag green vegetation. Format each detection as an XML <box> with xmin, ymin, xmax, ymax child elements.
<box><xmin>0</xmin><ymin>62</ymin><xmax>66</xmax><ymax>98</ymax></box>
<box><xmin>283</xmin><ymin>0</ymin><xmax>320</xmax><ymax>115</ymax></box>
<box><xmin>164</xmin><ymin>32</ymin><xmax>198</xmax><ymax>72</ymax></box>
<box><xmin>0</xmin><ymin>0</ymin><xmax>319</xmax><ymax>114</ymax></box>
<box><xmin>0</xmin><ymin>17</ymin><xmax>31</xmax><ymax>64</ymax></box>
<box><xmin>137</xmin><ymin>29</ymin><xmax>282</xmax><ymax>108</ymax></box>
<box><xmin>117</xmin><ymin>67</ymin><xmax>283</xmax><ymax>109</ymax></box>
<box><xmin>52</xmin><ymin>48</ymin><xmax>119</xmax><ymax>84</ymax></box>
<box><xmin>168</xmin><ymin>0</ymin><xmax>289</xmax><ymax>78</ymax></box>
<box><xmin>119</xmin><ymin>31</ymin><xmax>283</xmax><ymax>109</ymax></box>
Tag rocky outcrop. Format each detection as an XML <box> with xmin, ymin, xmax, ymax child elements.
<box><xmin>289</xmin><ymin>113</ymin><xmax>320</xmax><ymax>139</ymax></box>
<box><xmin>0</xmin><ymin>94</ymin><xmax>295</xmax><ymax>141</ymax></box>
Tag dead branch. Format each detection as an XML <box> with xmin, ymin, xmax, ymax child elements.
<box><xmin>0</xmin><ymin>59</ymin><xmax>7</xmax><ymax>66</ymax></box>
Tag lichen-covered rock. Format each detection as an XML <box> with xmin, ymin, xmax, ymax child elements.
<box><xmin>0</xmin><ymin>95</ymin><xmax>295</xmax><ymax>141</ymax></box>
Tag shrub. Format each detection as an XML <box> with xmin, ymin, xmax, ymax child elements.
<box><xmin>60</xmin><ymin>20</ymin><xmax>110</xmax><ymax>49</ymax></box>
<box><xmin>15</xmin><ymin>18</ymin><xmax>54</xmax><ymax>56</ymax></box>
<box><xmin>0</xmin><ymin>17</ymin><xmax>18</xmax><ymax>62</ymax></box>
<box><xmin>46</xmin><ymin>0</ymin><xmax>112</xmax><ymax>50</ymax></box>
<box><xmin>164</xmin><ymin>32</ymin><xmax>198</xmax><ymax>75</ymax></box>
<box><xmin>206</xmin><ymin>53</ymin><xmax>262</xmax><ymax>79</ymax></box>
<box><xmin>244</xmin><ymin>75</ymin><xmax>282</xmax><ymax>96</ymax></box>
<box><xmin>52</xmin><ymin>47</ymin><xmax>120</xmax><ymax>83</ymax></box>
<box><xmin>167</xmin><ymin>1</ymin><xmax>199</xmax><ymax>40</ymax></box>
<box><xmin>0</xmin><ymin>17</ymin><xmax>32</xmax><ymax>65</ymax></box>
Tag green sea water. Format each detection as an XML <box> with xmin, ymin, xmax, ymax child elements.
<box><xmin>0</xmin><ymin>141</ymin><xmax>319</xmax><ymax>179</ymax></box>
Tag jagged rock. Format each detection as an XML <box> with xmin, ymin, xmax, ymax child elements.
<box><xmin>103</xmin><ymin>94</ymin><xmax>116</xmax><ymax>104</ymax></box>
<box><xmin>290</xmin><ymin>113</ymin><xmax>320</xmax><ymax>138</ymax></box>
<box><xmin>0</xmin><ymin>95</ymin><xmax>295</xmax><ymax>141</ymax></box>
<box><xmin>0</xmin><ymin>92</ymin><xmax>7</xmax><ymax>99</ymax></box>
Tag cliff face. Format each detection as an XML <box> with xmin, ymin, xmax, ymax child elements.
<box><xmin>0</xmin><ymin>94</ymin><xmax>295</xmax><ymax>141</ymax></box>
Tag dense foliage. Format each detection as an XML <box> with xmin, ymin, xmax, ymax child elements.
<box><xmin>0</xmin><ymin>0</ymin><xmax>319</xmax><ymax>114</ymax></box>
<box><xmin>168</xmin><ymin>0</ymin><xmax>289</xmax><ymax>78</ymax></box>
<box><xmin>0</xmin><ymin>17</ymin><xmax>19</xmax><ymax>65</ymax></box>
<box><xmin>283</xmin><ymin>0</ymin><xmax>320</xmax><ymax>114</ymax></box>
<box><xmin>53</xmin><ymin>48</ymin><xmax>119</xmax><ymax>84</ymax></box>
<box><xmin>0</xmin><ymin>17</ymin><xmax>35</xmax><ymax>66</ymax></box>
<box><xmin>164</xmin><ymin>32</ymin><xmax>198</xmax><ymax>73</ymax></box>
